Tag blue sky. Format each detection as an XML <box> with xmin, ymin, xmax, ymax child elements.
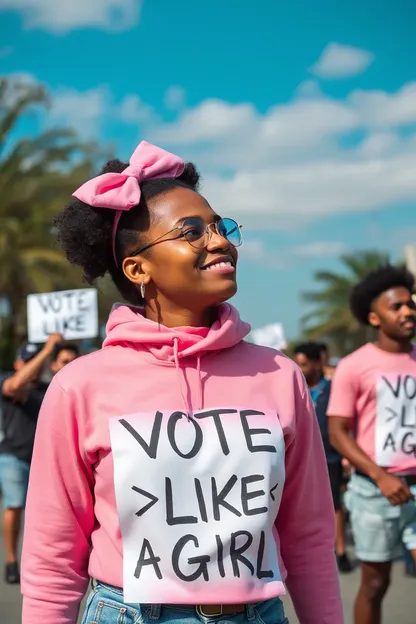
<box><xmin>1</xmin><ymin>0</ymin><xmax>416</xmax><ymax>343</ymax></box>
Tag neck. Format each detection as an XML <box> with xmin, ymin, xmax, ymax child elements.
<box><xmin>375</xmin><ymin>332</ymin><xmax>412</xmax><ymax>354</ymax></box>
<box><xmin>145</xmin><ymin>300</ymin><xmax>216</xmax><ymax>328</ymax></box>
<box><xmin>308</xmin><ymin>375</ymin><xmax>321</xmax><ymax>388</ymax></box>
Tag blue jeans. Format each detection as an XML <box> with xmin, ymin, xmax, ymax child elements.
<box><xmin>81</xmin><ymin>581</ymin><xmax>289</xmax><ymax>624</ymax></box>
<box><xmin>0</xmin><ymin>454</ymin><xmax>30</xmax><ymax>508</ymax></box>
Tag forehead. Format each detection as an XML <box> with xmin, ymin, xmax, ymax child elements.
<box><xmin>148</xmin><ymin>186</ymin><xmax>217</xmax><ymax>228</ymax></box>
<box><xmin>294</xmin><ymin>352</ymin><xmax>309</xmax><ymax>365</ymax></box>
<box><xmin>377</xmin><ymin>286</ymin><xmax>412</xmax><ymax>307</ymax></box>
<box><xmin>58</xmin><ymin>349</ymin><xmax>76</xmax><ymax>359</ymax></box>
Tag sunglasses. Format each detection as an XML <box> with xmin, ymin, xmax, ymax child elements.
<box><xmin>130</xmin><ymin>217</ymin><xmax>243</xmax><ymax>257</ymax></box>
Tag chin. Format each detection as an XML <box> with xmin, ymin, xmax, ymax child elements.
<box><xmin>206</xmin><ymin>282</ymin><xmax>238</xmax><ymax>307</ymax></box>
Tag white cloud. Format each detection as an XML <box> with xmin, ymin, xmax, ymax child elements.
<box><xmin>310</xmin><ymin>42</ymin><xmax>374</xmax><ymax>79</ymax></box>
<box><xmin>0</xmin><ymin>0</ymin><xmax>142</xmax><ymax>33</ymax></box>
<box><xmin>164</xmin><ymin>86</ymin><xmax>186</xmax><ymax>111</ymax></box>
<box><xmin>49</xmin><ymin>86</ymin><xmax>110</xmax><ymax>136</ymax></box>
<box><xmin>240</xmin><ymin>238</ymin><xmax>348</xmax><ymax>269</ymax></box>
<box><xmin>8</xmin><ymin>63</ymin><xmax>416</xmax><ymax>231</ymax></box>
<box><xmin>290</xmin><ymin>241</ymin><xmax>348</xmax><ymax>257</ymax></box>
<box><xmin>118</xmin><ymin>94</ymin><xmax>155</xmax><ymax>124</ymax></box>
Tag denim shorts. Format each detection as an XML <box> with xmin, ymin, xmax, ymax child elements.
<box><xmin>0</xmin><ymin>454</ymin><xmax>30</xmax><ymax>508</ymax></box>
<box><xmin>345</xmin><ymin>473</ymin><xmax>416</xmax><ymax>562</ymax></box>
<box><xmin>81</xmin><ymin>581</ymin><xmax>289</xmax><ymax>624</ymax></box>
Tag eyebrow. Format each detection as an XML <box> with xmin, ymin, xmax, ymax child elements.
<box><xmin>174</xmin><ymin>214</ymin><xmax>222</xmax><ymax>226</ymax></box>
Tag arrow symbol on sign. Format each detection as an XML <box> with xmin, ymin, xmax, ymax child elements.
<box><xmin>131</xmin><ymin>485</ymin><xmax>159</xmax><ymax>517</ymax></box>
<box><xmin>269</xmin><ymin>482</ymin><xmax>279</xmax><ymax>501</ymax></box>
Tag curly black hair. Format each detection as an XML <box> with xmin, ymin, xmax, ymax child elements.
<box><xmin>294</xmin><ymin>341</ymin><xmax>322</xmax><ymax>362</ymax></box>
<box><xmin>350</xmin><ymin>264</ymin><xmax>415</xmax><ymax>325</ymax></box>
<box><xmin>54</xmin><ymin>158</ymin><xmax>200</xmax><ymax>305</ymax></box>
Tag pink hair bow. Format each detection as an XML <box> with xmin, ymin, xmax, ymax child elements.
<box><xmin>72</xmin><ymin>140</ymin><xmax>185</xmax><ymax>265</ymax></box>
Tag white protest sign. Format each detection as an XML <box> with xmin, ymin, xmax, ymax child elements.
<box><xmin>27</xmin><ymin>288</ymin><xmax>98</xmax><ymax>343</ymax></box>
<box><xmin>109</xmin><ymin>407</ymin><xmax>286</xmax><ymax>604</ymax></box>
<box><xmin>375</xmin><ymin>374</ymin><xmax>416</xmax><ymax>466</ymax></box>
<box><xmin>251</xmin><ymin>323</ymin><xmax>287</xmax><ymax>351</ymax></box>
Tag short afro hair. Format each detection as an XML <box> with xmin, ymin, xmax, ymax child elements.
<box><xmin>294</xmin><ymin>341</ymin><xmax>322</xmax><ymax>362</ymax></box>
<box><xmin>350</xmin><ymin>264</ymin><xmax>415</xmax><ymax>325</ymax></box>
<box><xmin>54</xmin><ymin>157</ymin><xmax>200</xmax><ymax>306</ymax></box>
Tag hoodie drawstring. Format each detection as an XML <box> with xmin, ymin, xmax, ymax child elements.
<box><xmin>173</xmin><ymin>338</ymin><xmax>204</xmax><ymax>418</ymax></box>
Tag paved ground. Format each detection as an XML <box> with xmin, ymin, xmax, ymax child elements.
<box><xmin>1</xmin><ymin>513</ymin><xmax>415</xmax><ymax>623</ymax></box>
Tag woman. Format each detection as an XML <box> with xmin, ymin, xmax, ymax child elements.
<box><xmin>21</xmin><ymin>142</ymin><xmax>342</xmax><ymax>624</ymax></box>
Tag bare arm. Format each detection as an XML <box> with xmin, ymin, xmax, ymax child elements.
<box><xmin>2</xmin><ymin>333</ymin><xmax>63</xmax><ymax>400</ymax></box>
<box><xmin>329</xmin><ymin>416</ymin><xmax>414</xmax><ymax>506</ymax></box>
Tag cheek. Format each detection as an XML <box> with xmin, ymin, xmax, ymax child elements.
<box><xmin>151</xmin><ymin>245</ymin><xmax>200</xmax><ymax>278</ymax></box>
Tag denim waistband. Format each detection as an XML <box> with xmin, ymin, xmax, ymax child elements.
<box><xmin>91</xmin><ymin>579</ymin><xmax>258</xmax><ymax>620</ymax></box>
<box><xmin>355</xmin><ymin>471</ymin><xmax>416</xmax><ymax>487</ymax></box>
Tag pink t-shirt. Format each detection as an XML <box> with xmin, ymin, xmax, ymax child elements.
<box><xmin>328</xmin><ymin>343</ymin><xmax>416</xmax><ymax>475</ymax></box>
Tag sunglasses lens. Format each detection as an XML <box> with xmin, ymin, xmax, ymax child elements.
<box><xmin>219</xmin><ymin>218</ymin><xmax>242</xmax><ymax>247</ymax></box>
<box><xmin>182</xmin><ymin>218</ymin><xmax>207</xmax><ymax>248</ymax></box>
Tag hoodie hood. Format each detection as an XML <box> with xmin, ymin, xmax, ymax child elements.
<box><xmin>103</xmin><ymin>302</ymin><xmax>250</xmax><ymax>363</ymax></box>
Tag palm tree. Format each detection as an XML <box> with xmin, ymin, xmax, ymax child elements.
<box><xmin>0</xmin><ymin>76</ymin><xmax>100</xmax><ymax>344</ymax></box>
<box><xmin>301</xmin><ymin>250</ymin><xmax>390</xmax><ymax>355</ymax></box>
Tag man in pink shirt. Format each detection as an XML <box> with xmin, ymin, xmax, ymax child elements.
<box><xmin>328</xmin><ymin>264</ymin><xmax>416</xmax><ymax>624</ymax></box>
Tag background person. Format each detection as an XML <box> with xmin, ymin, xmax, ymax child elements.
<box><xmin>328</xmin><ymin>264</ymin><xmax>416</xmax><ymax>624</ymax></box>
<box><xmin>21</xmin><ymin>141</ymin><xmax>342</xmax><ymax>624</ymax></box>
<box><xmin>0</xmin><ymin>333</ymin><xmax>62</xmax><ymax>583</ymax></box>
<box><xmin>50</xmin><ymin>342</ymin><xmax>79</xmax><ymax>375</ymax></box>
<box><xmin>293</xmin><ymin>341</ymin><xmax>352</xmax><ymax>573</ymax></box>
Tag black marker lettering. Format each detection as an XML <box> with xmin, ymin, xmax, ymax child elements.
<box><xmin>241</xmin><ymin>475</ymin><xmax>268</xmax><ymax>516</ymax></box>
<box><xmin>172</xmin><ymin>535</ymin><xmax>210</xmax><ymax>582</ymax></box>
<box><xmin>63</xmin><ymin>291</ymin><xmax>75</xmax><ymax>312</ymax></box>
<box><xmin>37</xmin><ymin>295</ymin><xmax>49</xmax><ymax>314</ymax></box>
<box><xmin>131</xmin><ymin>486</ymin><xmax>159</xmax><ymax>517</ymax></box>
<box><xmin>77</xmin><ymin>290</ymin><xmax>89</xmax><ymax>312</ymax></box>
<box><xmin>382</xmin><ymin>375</ymin><xmax>401</xmax><ymax>399</ymax></box>
<box><xmin>166</xmin><ymin>477</ymin><xmax>197</xmax><ymax>526</ymax></box>
<box><xmin>194</xmin><ymin>409</ymin><xmax>238</xmax><ymax>455</ymax></box>
<box><xmin>256</xmin><ymin>531</ymin><xmax>274</xmax><ymax>579</ymax></box>
<box><xmin>48</xmin><ymin>294</ymin><xmax>62</xmax><ymax>313</ymax></box>
<box><xmin>240</xmin><ymin>410</ymin><xmax>277</xmax><ymax>453</ymax></box>
<box><xmin>216</xmin><ymin>534</ymin><xmax>226</xmax><ymax>578</ymax></box>
<box><xmin>134</xmin><ymin>538</ymin><xmax>162</xmax><ymax>580</ymax></box>
<box><xmin>167</xmin><ymin>412</ymin><xmax>203</xmax><ymax>459</ymax></box>
<box><xmin>404</xmin><ymin>375</ymin><xmax>416</xmax><ymax>400</ymax></box>
<box><xmin>119</xmin><ymin>412</ymin><xmax>162</xmax><ymax>459</ymax></box>
<box><xmin>401</xmin><ymin>404</ymin><xmax>416</xmax><ymax>428</ymax></box>
<box><xmin>269</xmin><ymin>483</ymin><xmax>279</xmax><ymax>502</ymax></box>
<box><xmin>212</xmin><ymin>475</ymin><xmax>242</xmax><ymax>520</ymax></box>
<box><xmin>401</xmin><ymin>432</ymin><xmax>416</xmax><ymax>456</ymax></box>
<box><xmin>383</xmin><ymin>432</ymin><xmax>397</xmax><ymax>453</ymax></box>
<box><xmin>194</xmin><ymin>478</ymin><xmax>208</xmax><ymax>523</ymax></box>
<box><xmin>230</xmin><ymin>531</ymin><xmax>254</xmax><ymax>578</ymax></box>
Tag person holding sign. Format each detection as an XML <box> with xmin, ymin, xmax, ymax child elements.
<box><xmin>293</xmin><ymin>342</ymin><xmax>352</xmax><ymax>574</ymax></box>
<box><xmin>0</xmin><ymin>333</ymin><xmax>62</xmax><ymax>584</ymax></box>
<box><xmin>328</xmin><ymin>265</ymin><xmax>416</xmax><ymax>624</ymax></box>
<box><xmin>21</xmin><ymin>141</ymin><xmax>342</xmax><ymax>624</ymax></box>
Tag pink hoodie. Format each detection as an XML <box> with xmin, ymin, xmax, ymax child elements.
<box><xmin>21</xmin><ymin>304</ymin><xmax>342</xmax><ymax>624</ymax></box>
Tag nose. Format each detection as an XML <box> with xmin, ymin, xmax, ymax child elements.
<box><xmin>402</xmin><ymin>303</ymin><xmax>416</xmax><ymax>317</ymax></box>
<box><xmin>205</xmin><ymin>223</ymin><xmax>230</xmax><ymax>252</ymax></box>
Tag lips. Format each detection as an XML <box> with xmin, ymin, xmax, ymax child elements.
<box><xmin>200</xmin><ymin>255</ymin><xmax>235</xmax><ymax>271</ymax></box>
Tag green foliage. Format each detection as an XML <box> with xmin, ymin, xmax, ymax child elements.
<box><xmin>301</xmin><ymin>251</ymin><xmax>390</xmax><ymax>355</ymax></box>
<box><xmin>0</xmin><ymin>76</ymin><xmax>114</xmax><ymax>366</ymax></box>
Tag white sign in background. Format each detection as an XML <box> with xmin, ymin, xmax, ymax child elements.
<box><xmin>110</xmin><ymin>407</ymin><xmax>286</xmax><ymax>604</ymax></box>
<box><xmin>251</xmin><ymin>323</ymin><xmax>287</xmax><ymax>351</ymax></box>
<box><xmin>27</xmin><ymin>288</ymin><xmax>98</xmax><ymax>343</ymax></box>
<box><xmin>375</xmin><ymin>373</ymin><xmax>416</xmax><ymax>467</ymax></box>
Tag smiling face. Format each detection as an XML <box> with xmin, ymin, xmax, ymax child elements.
<box><xmin>122</xmin><ymin>186</ymin><xmax>239</xmax><ymax>317</ymax></box>
<box><xmin>369</xmin><ymin>286</ymin><xmax>416</xmax><ymax>342</ymax></box>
